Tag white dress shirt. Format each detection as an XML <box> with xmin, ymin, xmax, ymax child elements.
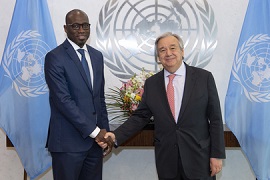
<box><xmin>164</xmin><ymin>63</ymin><xmax>186</xmax><ymax>122</ymax></box>
<box><xmin>67</xmin><ymin>38</ymin><xmax>94</xmax><ymax>88</ymax></box>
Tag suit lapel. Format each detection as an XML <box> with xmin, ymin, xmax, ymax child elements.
<box><xmin>178</xmin><ymin>64</ymin><xmax>196</xmax><ymax>121</ymax></box>
<box><xmin>87</xmin><ymin>45</ymin><xmax>97</xmax><ymax>95</ymax></box>
<box><xmin>63</xmin><ymin>40</ymin><xmax>93</xmax><ymax>93</ymax></box>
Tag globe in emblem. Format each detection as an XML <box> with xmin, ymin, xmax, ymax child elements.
<box><xmin>241</xmin><ymin>42</ymin><xmax>270</xmax><ymax>93</ymax></box>
<box><xmin>3</xmin><ymin>33</ymin><xmax>52</xmax><ymax>97</ymax></box>
<box><xmin>113</xmin><ymin>0</ymin><xmax>198</xmax><ymax>70</ymax></box>
<box><xmin>13</xmin><ymin>39</ymin><xmax>49</xmax><ymax>87</ymax></box>
<box><xmin>96</xmin><ymin>0</ymin><xmax>217</xmax><ymax>80</ymax></box>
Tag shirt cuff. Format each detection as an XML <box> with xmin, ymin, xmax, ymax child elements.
<box><xmin>89</xmin><ymin>127</ymin><xmax>100</xmax><ymax>138</ymax></box>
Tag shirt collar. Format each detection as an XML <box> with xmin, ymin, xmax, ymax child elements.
<box><xmin>164</xmin><ymin>62</ymin><xmax>186</xmax><ymax>77</ymax></box>
<box><xmin>67</xmin><ymin>38</ymin><xmax>87</xmax><ymax>51</ymax></box>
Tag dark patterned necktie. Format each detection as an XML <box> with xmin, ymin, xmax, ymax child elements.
<box><xmin>77</xmin><ymin>49</ymin><xmax>91</xmax><ymax>87</ymax></box>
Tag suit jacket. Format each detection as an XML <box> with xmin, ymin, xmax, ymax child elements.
<box><xmin>114</xmin><ymin>63</ymin><xmax>226</xmax><ymax>179</ymax></box>
<box><xmin>44</xmin><ymin>39</ymin><xmax>109</xmax><ymax>152</ymax></box>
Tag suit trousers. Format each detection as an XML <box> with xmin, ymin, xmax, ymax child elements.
<box><xmin>51</xmin><ymin>142</ymin><xmax>103</xmax><ymax>180</ymax></box>
<box><xmin>159</xmin><ymin>149</ymin><xmax>216</xmax><ymax>180</ymax></box>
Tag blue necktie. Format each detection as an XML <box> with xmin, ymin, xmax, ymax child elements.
<box><xmin>77</xmin><ymin>49</ymin><xmax>92</xmax><ymax>87</ymax></box>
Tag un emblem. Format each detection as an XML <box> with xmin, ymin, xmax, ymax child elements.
<box><xmin>96</xmin><ymin>0</ymin><xmax>217</xmax><ymax>79</ymax></box>
<box><xmin>232</xmin><ymin>34</ymin><xmax>270</xmax><ymax>102</ymax></box>
<box><xmin>2</xmin><ymin>30</ymin><xmax>50</xmax><ymax>97</ymax></box>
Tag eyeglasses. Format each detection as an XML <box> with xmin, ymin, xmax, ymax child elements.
<box><xmin>66</xmin><ymin>23</ymin><xmax>91</xmax><ymax>30</ymax></box>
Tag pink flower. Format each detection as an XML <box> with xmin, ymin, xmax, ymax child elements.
<box><xmin>138</xmin><ymin>88</ymin><xmax>144</xmax><ymax>96</ymax></box>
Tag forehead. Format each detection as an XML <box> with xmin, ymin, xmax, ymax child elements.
<box><xmin>157</xmin><ymin>36</ymin><xmax>178</xmax><ymax>48</ymax></box>
<box><xmin>67</xmin><ymin>11</ymin><xmax>89</xmax><ymax>23</ymax></box>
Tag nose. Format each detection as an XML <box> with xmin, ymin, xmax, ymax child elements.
<box><xmin>165</xmin><ymin>49</ymin><xmax>172</xmax><ymax>56</ymax></box>
<box><xmin>78</xmin><ymin>26</ymin><xmax>85</xmax><ymax>32</ymax></box>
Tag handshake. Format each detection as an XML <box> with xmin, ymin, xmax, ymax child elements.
<box><xmin>94</xmin><ymin>129</ymin><xmax>116</xmax><ymax>156</ymax></box>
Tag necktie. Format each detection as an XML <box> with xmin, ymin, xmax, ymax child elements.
<box><xmin>167</xmin><ymin>74</ymin><xmax>176</xmax><ymax>119</ymax></box>
<box><xmin>77</xmin><ymin>49</ymin><xmax>92</xmax><ymax>87</ymax></box>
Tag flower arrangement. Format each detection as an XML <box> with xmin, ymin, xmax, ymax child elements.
<box><xmin>106</xmin><ymin>69</ymin><xmax>154</xmax><ymax>122</ymax></box>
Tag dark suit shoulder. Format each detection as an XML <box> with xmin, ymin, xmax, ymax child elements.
<box><xmin>146</xmin><ymin>70</ymin><xmax>163</xmax><ymax>81</ymax></box>
<box><xmin>87</xmin><ymin>45</ymin><xmax>102</xmax><ymax>56</ymax></box>
<box><xmin>185</xmin><ymin>63</ymin><xmax>213</xmax><ymax>80</ymax></box>
<box><xmin>46</xmin><ymin>42</ymin><xmax>66</xmax><ymax>56</ymax></box>
<box><xmin>186</xmin><ymin>63</ymin><xmax>210</xmax><ymax>74</ymax></box>
<box><xmin>45</xmin><ymin>45</ymin><xmax>66</xmax><ymax>62</ymax></box>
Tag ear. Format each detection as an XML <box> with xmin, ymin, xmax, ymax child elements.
<box><xmin>155</xmin><ymin>55</ymin><xmax>160</xmax><ymax>64</ymax></box>
<box><xmin>64</xmin><ymin>25</ymin><xmax>67</xmax><ymax>33</ymax></box>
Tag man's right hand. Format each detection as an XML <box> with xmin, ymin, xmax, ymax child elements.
<box><xmin>102</xmin><ymin>135</ymin><xmax>114</xmax><ymax>156</ymax></box>
<box><xmin>95</xmin><ymin>129</ymin><xmax>107</xmax><ymax>143</ymax></box>
<box><xmin>96</xmin><ymin>132</ymin><xmax>116</xmax><ymax>156</ymax></box>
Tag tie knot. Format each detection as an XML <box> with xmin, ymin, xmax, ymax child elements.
<box><xmin>168</xmin><ymin>74</ymin><xmax>176</xmax><ymax>82</ymax></box>
<box><xmin>77</xmin><ymin>49</ymin><xmax>85</xmax><ymax>56</ymax></box>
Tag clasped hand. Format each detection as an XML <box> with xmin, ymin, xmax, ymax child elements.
<box><xmin>95</xmin><ymin>129</ymin><xmax>115</xmax><ymax>156</ymax></box>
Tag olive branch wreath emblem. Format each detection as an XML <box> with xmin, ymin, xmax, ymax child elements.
<box><xmin>2</xmin><ymin>30</ymin><xmax>48</xmax><ymax>97</ymax></box>
<box><xmin>96</xmin><ymin>0</ymin><xmax>217</xmax><ymax>79</ymax></box>
<box><xmin>232</xmin><ymin>34</ymin><xmax>270</xmax><ymax>103</ymax></box>
<box><xmin>193</xmin><ymin>0</ymin><xmax>217</xmax><ymax>67</ymax></box>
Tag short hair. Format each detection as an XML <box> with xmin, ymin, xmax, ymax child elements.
<box><xmin>154</xmin><ymin>32</ymin><xmax>184</xmax><ymax>57</ymax></box>
<box><xmin>65</xmin><ymin>9</ymin><xmax>88</xmax><ymax>24</ymax></box>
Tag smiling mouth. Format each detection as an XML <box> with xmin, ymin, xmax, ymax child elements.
<box><xmin>165</xmin><ymin>57</ymin><xmax>175</xmax><ymax>61</ymax></box>
<box><xmin>78</xmin><ymin>35</ymin><xmax>86</xmax><ymax>38</ymax></box>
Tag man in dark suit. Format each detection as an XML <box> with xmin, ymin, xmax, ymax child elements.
<box><xmin>102</xmin><ymin>32</ymin><xmax>226</xmax><ymax>180</ymax></box>
<box><xmin>44</xmin><ymin>9</ymin><xmax>111</xmax><ymax>180</ymax></box>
